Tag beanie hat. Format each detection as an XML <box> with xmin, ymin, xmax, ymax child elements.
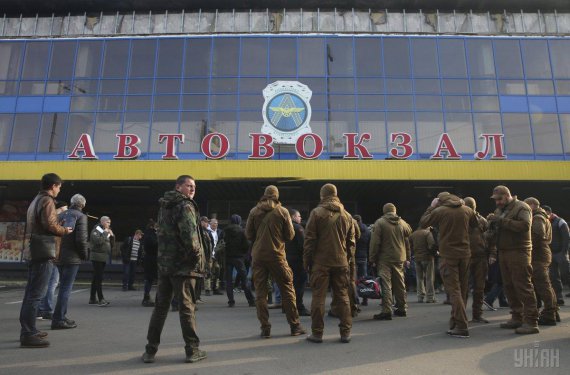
<box><xmin>383</xmin><ymin>203</ymin><xmax>396</xmax><ymax>214</ymax></box>
<box><xmin>230</xmin><ymin>214</ymin><xmax>242</xmax><ymax>225</ymax></box>
<box><xmin>320</xmin><ymin>183</ymin><xmax>337</xmax><ymax>199</ymax></box>
<box><xmin>263</xmin><ymin>185</ymin><xmax>279</xmax><ymax>200</ymax></box>
<box><xmin>464</xmin><ymin>197</ymin><xmax>476</xmax><ymax>210</ymax></box>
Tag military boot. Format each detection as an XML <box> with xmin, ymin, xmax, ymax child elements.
<box><xmin>515</xmin><ymin>323</ymin><xmax>539</xmax><ymax>334</ymax></box>
<box><xmin>500</xmin><ymin>319</ymin><xmax>522</xmax><ymax>329</ymax></box>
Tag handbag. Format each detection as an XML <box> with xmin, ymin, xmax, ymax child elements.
<box><xmin>29</xmin><ymin>234</ymin><xmax>56</xmax><ymax>261</ymax></box>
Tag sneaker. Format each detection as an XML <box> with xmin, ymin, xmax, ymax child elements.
<box><xmin>228</xmin><ymin>300</ymin><xmax>235</xmax><ymax>308</ymax></box>
<box><xmin>340</xmin><ymin>335</ymin><xmax>351</xmax><ymax>343</ymax></box>
<box><xmin>51</xmin><ymin>320</ymin><xmax>77</xmax><ymax>330</ymax></box>
<box><xmin>393</xmin><ymin>309</ymin><xmax>407</xmax><ymax>317</ymax></box>
<box><xmin>142</xmin><ymin>352</ymin><xmax>155</xmax><ymax>363</ymax></box>
<box><xmin>89</xmin><ymin>299</ymin><xmax>98</xmax><ymax>305</ymax></box>
<box><xmin>142</xmin><ymin>299</ymin><xmax>155</xmax><ymax>307</ymax></box>
<box><xmin>21</xmin><ymin>335</ymin><xmax>50</xmax><ymax>348</ymax></box>
<box><xmin>447</xmin><ymin>328</ymin><xmax>470</xmax><ymax>338</ymax></box>
<box><xmin>537</xmin><ymin>316</ymin><xmax>556</xmax><ymax>326</ymax></box>
<box><xmin>470</xmin><ymin>317</ymin><xmax>489</xmax><ymax>323</ymax></box>
<box><xmin>483</xmin><ymin>300</ymin><xmax>497</xmax><ymax>311</ymax></box>
<box><xmin>185</xmin><ymin>349</ymin><xmax>207</xmax><ymax>363</ymax></box>
<box><xmin>373</xmin><ymin>312</ymin><xmax>392</xmax><ymax>320</ymax></box>
<box><xmin>64</xmin><ymin>318</ymin><xmax>76</xmax><ymax>325</ymax></box>
<box><xmin>260</xmin><ymin>327</ymin><xmax>271</xmax><ymax>339</ymax></box>
<box><xmin>515</xmin><ymin>323</ymin><xmax>539</xmax><ymax>335</ymax></box>
<box><xmin>290</xmin><ymin>325</ymin><xmax>307</xmax><ymax>336</ymax></box>
<box><xmin>306</xmin><ymin>334</ymin><xmax>323</xmax><ymax>343</ymax></box>
<box><xmin>500</xmin><ymin>320</ymin><xmax>522</xmax><ymax>329</ymax></box>
<box><xmin>98</xmin><ymin>299</ymin><xmax>110</xmax><ymax>307</ymax></box>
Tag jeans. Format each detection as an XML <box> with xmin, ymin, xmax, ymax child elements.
<box><xmin>290</xmin><ymin>261</ymin><xmax>308</xmax><ymax>311</ymax></box>
<box><xmin>39</xmin><ymin>266</ymin><xmax>59</xmax><ymax>315</ymax></box>
<box><xmin>144</xmin><ymin>278</ymin><xmax>154</xmax><ymax>296</ymax></box>
<box><xmin>122</xmin><ymin>260</ymin><xmax>137</xmax><ymax>289</ymax></box>
<box><xmin>91</xmin><ymin>261</ymin><xmax>106</xmax><ymax>301</ymax></box>
<box><xmin>356</xmin><ymin>258</ymin><xmax>368</xmax><ymax>279</ymax></box>
<box><xmin>19</xmin><ymin>260</ymin><xmax>53</xmax><ymax>338</ymax></box>
<box><xmin>273</xmin><ymin>281</ymin><xmax>282</xmax><ymax>304</ymax></box>
<box><xmin>225</xmin><ymin>257</ymin><xmax>254</xmax><ymax>303</ymax></box>
<box><xmin>53</xmin><ymin>264</ymin><xmax>80</xmax><ymax>323</ymax></box>
<box><xmin>550</xmin><ymin>251</ymin><xmax>570</xmax><ymax>300</ymax></box>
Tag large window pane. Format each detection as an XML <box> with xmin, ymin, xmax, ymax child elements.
<box><xmin>180</xmin><ymin>111</ymin><xmax>207</xmax><ymax>153</ymax></box>
<box><xmin>467</xmin><ymin>39</ymin><xmax>495</xmax><ymax>78</ymax></box>
<box><xmin>355</xmin><ymin>38</ymin><xmax>382</xmax><ymax>76</ymax></box>
<box><xmin>241</xmin><ymin>38</ymin><xmax>268</xmax><ymax>76</ymax></box>
<box><xmin>327</xmin><ymin>38</ymin><xmax>354</xmax><ymax>76</ymax></box>
<box><xmin>94</xmin><ymin>112</ymin><xmax>123</xmax><ymax>152</ymax></box>
<box><xmin>156</xmin><ymin>39</ymin><xmax>183</xmax><ymax>78</ymax></box>
<box><xmin>240</xmin><ymin>78</ymin><xmax>268</xmax><ymax>93</ymax></box>
<box><xmin>38</xmin><ymin>113</ymin><xmax>67</xmax><ymax>152</ymax></box>
<box><xmin>298</xmin><ymin>38</ymin><xmax>325</xmax><ymax>76</ymax></box>
<box><xmin>66</xmin><ymin>114</ymin><xmax>94</xmax><ymax>153</ymax></box>
<box><xmin>521</xmin><ymin>40</ymin><xmax>552</xmax><ymax>79</ymax></box>
<box><xmin>0</xmin><ymin>43</ymin><xmax>23</xmax><ymax>81</ymax></box>
<box><xmin>416</xmin><ymin>112</ymin><xmax>444</xmax><ymax>154</ymax></box>
<box><xmin>212</xmin><ymin>38</ymin><xmax>239</xmax><ymax>77</ymax></box>
<box><xmin>471</xmin><ymin>96</ymin><xmax>500</xmax><ymax>112</ymax></box>
<box><xmin>75</xmin><ymin>41</ymin><xmax>102</xmax><ymax>78</ymax></box>
<box><xmin>102</xmin><ymin>40</ymin><xmax>129</xmax><ymax>78</ymax></box>
<box><xmin>550</xmin><ymin>40</ymin><xmax>570</xmax><ymax>78</ymax></box>
<box><xmin>181</xmin><ymin>95</ymin><xmax>209</xmax><ymax>110</ymax></box>
<box><xmin>98</xmin><ymin>95</ymin><xmax>124</xmax><ymax>112</ymax></box>
<box><xmin>22</xmin><ymin>42</ymin><xmax>49</xmax><ymax>79</ymax></box>
<box><xmin>270</xmin><ymin>38</ymin><xmax>296</xmax><ymax>77</ymax></box>
<box><xmin>383</xmin><ymin>38</ymin><xmax>410</xmax><ymax>77</ymax></box>
<box><xmin>100</xmin><ymin>79</ymin><xmax>125</xmax><ymax>94</ymax></box>
<box><xmin>48</xmin><ymin>41</ymin><xmax>76</xmax><ymax>80</ymax></box>
<box><xmin>415</xmin><ymin>96</ymin><xmax>442</xmax><ymax>111</ymax></box>
<box><xmin>470</xmin><ymin>79</ymin><xmax>497</xmax><ymax>95</ymax></box>
<box><xmin>560</xmin><ymin>115</ymin><xmax>570</xmax><ymax>155</ymax></box>
<box><xmin>11</xmin><ymin>114</ymin><xmax>40</xmax><ymax>153</ymax></box>
<box><xmin>494</xmin><ymin>40</ymin><xmax>523</xmax><ymax>79</ymax></box>
<box><xmin>502</xmin><ymin>113</ymin><xmax>533</xmax><ymax>154</ymax></box>
<box><xmin>150</xmin><ymin>112</ymin><xmax>179</xmax><ymax>152</ymax></box>
<box><xmin>357</xmin><ymin>78</ymin><xmax>384</xmax><ymax>94</ymax></box>
<box><xmin>329</xmin><ymin>112</ymin><xmax>356</xmax><ymax>153</ymax></box>
<box><xmin>358</xmin><ymin>112</ymin><xmax>386</xmax><ymax>153</ymax></box>
<box><xmin>185</xmin><ymin>39</ymin><xmax>212</xmax><ymax>77</ymax></box>
<box><xmin>439</xmin><ymin>39</ymin><xmax>467</xmax><ymax>78</ymax></box>
<box><xmin>358</xmin><ymin>95</ymin><xmax>385</xmax><ymax>111</ymax></box>
<box><xmin>126</xmin><ymin>96</ymin><xmax>152</xmax><ymax>111</ymax></box>
<box><xmin>0</xmin><ymin>115</ymin><xmax>13</xmax><ymax>152</ymax></box>
<box><xmin>130</xmin><ymin>40</ymin><xmax>156</xmax><ymax>78</ymax></box>
<box><xmin>531</xmin><ymin>114</ymin><xmax>562</xmax><ymax>155</ymax></box>
<box><xmin>387</xmin><ymin>112</ymin><xmax>415</xmax><ymax>147</ymax></box>
<box><xmin>445</xmin><ymin>113</ymin><xmax>474</xmax><ymax>154</ymax></box>
<box><xmin>411</xmin><ymin>38</ymin><xmax>438</xmax><ymax>78</ymax></box>
<box><xmin>414</xmin><ymin>79</ymin><xmax>441</xmax><ymax>94</ymax></box>
<box><xmin>154</xmin><ymin>95</ymin><xmax>181</xmax><ymax>111</ymax></box>
<box><xmin>209</xmin><ymin>111</ymin><xmax>237</xmax><ymax>151</ymax></box>
<box><xmin>123</xmin><ymin>112</ymin><xmax>150</xmax><ymax>153</ymax></box>
<box><xmin>155</xmin><ymin>78</ymin><xmax>181</xmax><ymax>94</ymax></box>
<box><xmin>473</xmin><ymin>113</ymin><xmax>502</xmax><ymax>136</ymax></box>
<box><xmin>386</xmin><ymin>95</ymin><xmax>413</xmax><ymax>111</ymax></box>
<box><xmin>238</xmin><ymin>111</ymin><xmax>261</xmax><ymax>152</ymax></box>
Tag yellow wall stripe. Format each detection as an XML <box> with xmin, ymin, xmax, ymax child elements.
<box><xmin>1</xmin><ymin>160</ymin><xmax>569</xmax><ymax>181</ymax></box>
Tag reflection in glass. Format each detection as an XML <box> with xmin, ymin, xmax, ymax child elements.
<box><xmin>270</xmin><ymin>38</ymin><xmax>296</xmax><ymax>77</ymax></box>
<box><xmin>329</xmin><ymin>78</ymin><xmax>354</xmax><ymax>93</ymax></box>
<box><xmin>445</xmin><ymin>113</ymin><xmax>474</xmax><ymax>153</ymax></box>
<box><xmin>180</xmin><ymin>111</ymin><xmax>207</xmax><ymax>153</ymax></box>
<box><xmin>521</xmin><ymin>40</ymin><xmax>552</xmax><ymax>79</ymax></box>
<box><xmin>71</xmin><ymin>96</ymin><xmax>97</xmax><ymax>112</ymax></box>
<box><xmin>357</xmin><ymin>78</ymin><xmax>384</xmax><ymax>94</ymax></box>
<box><xmin>498</xmin><ymin>80</ymin><xmax>526</xmax><ymax>95</ymax></box>
<box><xmin>494</xmin><ymin>40</ymin><xmax>523</xmax><ymax>79</ymax></box>
<box><xmin>467</xmin><ymin>39</ymin><xmax>495</xmax><ymax>78</ymax></box>
<box><xmin>130</xmin><ymin>40</ymin><xmax>157</xmax><ymax>78</ymax></box>
<box><xmin>502</xmin><ymin>113</ymin><xmax>533</xmax><ymax>154</ymax></box>
<box><xmin>49</xmin><ymin>41</ymin><xmax>76</xmax><ymax>80</ymax></box>
<box><xmin>355</xmin><ymin>38</ymin><xmax>382</xmax><ymax>76</ymax></box>
<box><xmin>98</xmin><ymin>95</ymin><xmax>124</xmax><ymax>112</ymax></box>
<box><xmin>442</xmin><ymin>79</ymin><xmax>469</xmax><ymax>95</ymax></box>
<box><xmin>357</xmin><ymin>95</ymin><xmax>385</xmax><ymax>111</ymax></box>
<box><xmin>210</xmin><ymin>95</ymin><xmax>238</xmax><ymax>110</ymax></box>
<box><xmin>385</xmin><ymin>79</ymin><xmax>412</xmax><ymax>93</ymax></box>
<box><xmin>0</xmin><ymin>43</ymin><xmax>23</xmax><ymax>81</ymax></box>
<box><xmin>238</xmin><ymin>111</ymin><xmax>262</xmax><ymax>152</ymax></box>
<box><xmin>329</xmin><ymin>95</ymin><xmax>355</xmax><ymax>110</ymax></box>
<box><xmin>182</xmin><ymin>95</ymin><xmax>209</xmax><ymax>110</ymax></box>
<box><xmin>531</xmin><ymin>114</ymin><xmax>562</xmax><ymax>154</ymax></box>
<box><xmin>212</xmin><ymin>38</ymin><xmax>239</xmax><ymax>77</ymax></box>
<box><xmin>444</xmin><ymin>96</ymin><xmax>471</xmax><ymax>112</ymax></box>
<box><xmin>555</xmin><ymin>80</ymin><xmax>570</xmax><ymax>95</ymax></box>
<box><xmin>241</xmin><ymin>38</ymin><xmax>268</xmax><ymax>76</ymax></box>
<box><xmin>0</xmin><ymin>114</ymin><xmax>12</xmax><ymax>152</ymax></box>
<box><xmin>412</xmin><ymin>38</ymin><xmax>438</xmax><ymax>77</ymax></box>
<box><xmin>473</xmin><ymin>113</ymin><xmax>502</xmax><ymax>138</ymax></box>
<box><xmin>185</xmin><ymin>39</ymin><xmax>212</xmax><ymax>77</ymax></box>
<box><xmin>386</xmin><ymin>95</ymin><xmax>413</xmax><ymax>111</ymax></box>
<box><xmin>75</xmin><ymin>41</ymin><xmax>102</xmax><ymax>78</ymax></box>
<box><xmin>470</xmin><ymin>79</ymin><xmax>497</xmax><ymax>95</ymax></box>
<box><xmin>439</xmin><ymin>39</ymin><xmax>467</xmax><ymax>78</ymax></box>
<box><xmin>18</xmin><ymin>81</ymin><xmax>45</xmax><ymax>95</ymax></box>
<box><xmin>11</xmin><ymin>114</ymin><xmax>40</xmax><ymax>152</ymax></box>
<box><xmin>526</xmin><ymin>81</ymin><xmax>554</xmax><ymax>95</ymax></box>
<box><xmin>155</xmin><ymin>79</ymin><xmax>181</xmax><ymax>94</ymax></box>
<box><xmin>357</xmin><ymin>112</ymin><xmax>386</xmax><ymax>153</ymax></box>
<box><xmin>414</xmin><ymin>79</ymin><xmax>441</xmax><ymax>94</ymax></box>
<box><xmin>102</xmin><ymin>40</ymin><xmax>129</xmax><ymax>78</ymax></box>
<box><xmin>123</xmin><ymin>112</ymin><xmax>150</xmax><ymax>153</ymax></box>
<box><xmin>387</xmin><ymin>112</ymin><xmax>415</xmax><ymax>147</ymax></box>
<box><xmin>383</xmin><ymin>38</ymin><xmax>410</xmax><ymax>77</ymax></box>
<box><xmin>100</xmin><ymin>79</ymin><xmax>125</xmax><ymax>94</ymax></box>
<box><xmin>22</xmin><ymin>42</ymin><xmax>49</xmax><ymax>80</ymax></box>
<box><xmin>549</xmin><ymin>40</ymin><xmax>570</xmax><ymax>78</ymax></box>
<box><xmin>471</xmin><ymin>96</ymin><xmax>500</xmax><ymax>112</ymax></box>
<box><xmin>559</xmin><ymin>115</ymin><xmax>570</xmax><ymax>155</ymax></box>
<box><xmin>0</xmin><ymin>80</ymin><xmax>18</xmax><ymax>95</ymax></box>
<box><xmin>416</xmin><ymin>112</ymin><xmax>444</xmax><ymax>154</ymax></box>
<box><xmin>94</xmin><ymin>112</ymin><xmax>123</xmax><ymax>152</ymax></box>
<box><xmin>327</xmin><ymin>38</ymin><xmax>354</xmax><ymax>76</ymax></box>
<box><xmin>154</xmin><ymin>95</ymin><xmax>181</xmax><ymax>111</ymax></box>
<box><xmin>329</xmin><ymin>112</ymin><xmax>356</xmax><ymax>152</ymax></box>
<box><xmin>157</xmin><ymin>39</ymin><xmax>184</xmax><ymax>78</ymax></box>
<box><xmin>151</xmin><ymin>112</ymin><xmax>179</xmax><ymax>152</ymax></box>
<box><xmin>415</xmin><ymin>96</ymin><xmax>442</xmax><ymax>111</ymax></box>
<box><xmin>183</xmin><ymin>78</ymin><xmax>209</xmax><ymax>94</ymax></box>
<box><xmin>298</xmin><ymin>38</ymin><xmax>325</xmax><ymax>76</ymax></box>
<box><xmin>66</xmin><ymin>113</ymin><xmax>94</xmax><ymax>152</ymax></box>
<box><xmin>126</xmin><ymin>96</ymin><xmax>152</xmax><ymax>111</ymax></box>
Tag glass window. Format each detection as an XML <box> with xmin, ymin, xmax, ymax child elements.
<box><xmin>385</xmin><ymin>79</ymin><xmax>412</xmax><ymax>94</ymax></box>
<box><xmin>151</xmin><ymin>112</ymin><xmax>180</xmax><ymax>152</ymax></box>
<box><xmin>19</xmin><ymin>81</ymin><xmax>45</xmax><ymax>95</ymax></box>
<box><xmin>185</xmin><ymin>39</ymin><xmax>212</xmax><ymax>77</ymax></box>
<box><xmin>329</xmin><ymin>95</ymin><xmax>355</xmax><ymax>111</ymax></box>
<box><xmin>72</xmin><ymin>80</ymin><xmax>98</xmax><ymax>95</ymax></box>
<box><xmin>237</xmin><ymin>111</ymin><xmax>262</xmax><ymax>152</ymax></box>
<box><xmin>241</xmin><ymin>38</ymin><xmax>268</xmax><ymax>76</ymax></box>
<box><xmin>411</xmin><ymin>38</ymin><xmax>438</xmax><ymax>78</ymax></box>
<box><xmin>444</xmin><ymin>96</ymin><xmax>471</xmax><ymax>112</ymax></box>
<box><xmin>22</xmin><ymin>42</ymin><xmax>49</xmax><ymax>80</ymax></box>
<box><xmin>126</xmin><ymin>96</ymin><xmax>152</xmax><ymax>111</ymax></box>
<box><xmin>154</xmin><ymin>95</ymin><xmax>181</xmax><ymax>111</ymax></box>
<box><xmin>526</xmin><ymin>81</ymin><xmax>554</xmax><ymax>95</ymax></box>
<box><xmin>11</xmin><ymin>114</ymin><xmax>40</xmax><ymax>153</ymax></box>
<box><xmin>210</xmin><ymin>95</ymin><xmax>238</xmax><ymax>110</ymax></box>
<box><xmin>498</xmin><ymin>80</ymin><xmax>526</xmax><ymax>95</ymax></box>
<box><xmin>414</xmin><ymin>79</ymin><xmax>441</xmax><ymax>94</ymax></box>
<box><xmin>156</xmin><ymin>39</ymin><xmax>184</xmax><ymax>78</ymax></box>
<box><xmin>466</xmin><ymin>39</ymin><xmax>495</xmax><ymax>78</ymax></box>
<box><xmin>75</xmin><ymin>41</ymin><xmax>102</xmax><ymax>78</ymax></box>
<box><xmin>122</xmin><ymin>112</ymin><xmax>150</xmax><ymax>153</ymax></box>
<box><xmin>386</xmin><ymin>95</ymin><xmax>413</xmax><ymax>111</ymax></box>
<box><xmin>209</xmin><ymin>111</ymin><xmax>238</xmax><ymax>149</ymax></box>
<box><xmin>102</xmin><ymin>40</ymin><xmax>129</xmax><ymax>78</ymax></box>
<box><xmin>442</xmin><ymin>79</ymin><xmax>469</xmax><ymax>95</ymax></box>
<box><xmin>326</xmin><ymin>38</ymin><xmax>354</xmax><ymax>77</ymax></box>
<box><xmin>212</xmin><ymin>38</ymin><xmax>239</xmax><ymax>77</ymax></box>
<box><xmin>183</xmin><ymin>79</ymin><xmax>209</xmax><ymax>94</ymax></box>
<box><xmin>494</xmin><ymin>40</ymin><xmax>523</xmax><ymax>79</ymax></box>
<box><xmin>329</xmin><ymin>78</ymin><xmax>354</xmax><ymax>93</ymax></box>
<box><xmin>416</xmin><ymin>112</ymin><xmax>444</xmax><ymax>154</ymax></box>
<box><xmin>555</xmin><ymin>80</ymin><xmax>570</xmax><ymax>95</ymax></box>
<box><xmin>470</xmin><ymin>79</ymin><xmax>497</xmax><ymax>95</ymax></box>
<box><xmin>357</xmin><ymin>112</ymin><xmax>386</xmax><ymax>153</ymax></box>
<box><xmin>329</xmin><ymin>112</ymin><xmax>356</xmax><ymax>152</ymax></box>
<box><xmin>71</xmin><ymin>96</ymin><xmax>97</xmax><ymax>112</ymax></box>
<box><xmin>0</xmin><ymin>114</ymin><xmax>12</xmax><ymax>152</ymax></box>
<box><xmin>550</xmin><ymin>40</ymin><xmax>570</xmax><ymax>79</ymax></box>
<box><xmin>45</xmin><ymin>81</ymin><xmax>71</xmax><ymax>95</ymax></box>
<box><xmin>38</xmin><ymin>116</ymin><xmax>68</xmax><ymax>154</ymax></box>
<box><xmin>439</xmin><ymin>39</ymin><xmax>467</xmax><ymax>78</ymax></box>
<box><xmin>502</xmin><ymin>113</ymin><xmax>533</xmax><ymax>154</ymax></box>
<box><xmin>48</xmin><ymin>41</ymin><xmax>76</xmax><ymax>80</ymax></box>
<box><xmin>155</xmin><ymin>78</ymin><xmax>181</xmax><ymax>94</ymax></box>
<box><xmin>560</xmin><ymin>115</ymin><xmax>570</xmax><ymax>155</ymax></box>
<box><xmin>128</xmin><ymin>79</ymin><xmax>153</xmax><ymax>94</ymax></box>
<box><xmin>357</xmin><ymin>95</ymin><xmax>385</xmax><ymax>111</ymax></box>
<box><xmin>66</xmin><ymin>113</ymin><xmax>94</xmax><ymax>152</ymax></box>
<box><xmin>130</xmin><ymin>40</ymin><xmax>156</xmax><ymax>78</ymax></box>
<box><xmin>211</xmin><ymin>78</ymin><xmax>238</xmax><ymax>94</ymax></box>
<box><xmin>0</xmin><ymin>81</ymin><xmax>18</xmax><ymax>95</ymax></box>
<box><xmin>239</xmin><ymin>94</ymin><xmax>263</xmax><ymax>110</ymax></box>
<box><xmin>472</xmin><ymin>96</ymin><xmax>500</xmax><ymax>112</ymax></box>
<box><xmin>181</xmin><ymin>95</ymin><xmax>209</xmax><ymax>110</ymax></box>
<box><xmin>355</xmin><ymin>38</ymin><xmax>382</xmax><ymax>76</ymax></box>
<box><xmin>531</xmin><ymin>114</ymin><xmax>562</xmax><ymax>155</ymax></box>
<box><xmin>99</xmin><ymin>79</ymin><xmax>125</xmax><ymax>95</ymax></box>
<box><xmin>180</xmin><ymin>111</ymin><xmax>207</xmax><ymax>153</ymax></box>
<box><xmin>94</xmin><ymin>112</ymin><xmax>123</xmax><ymax>152</ymax></box>
<box><xmin>445</xmin><ymin>113</ymin><xmax>474</xmax><ymax>154</ymax></box>
<box><xmin>521</xmin><ymin>40</ymin><xmax>552</xmax><ymax>79</ymax></box>
<box><xmin>387</xmin><ymin>112</ymin><xmax>415</xmax><ymax>147</ymax></box>
<box><xmin>383</xmin><ymin>38</ymin><xmax>410</xmax><ymax>77</ymax></box>
<box><xmin>0</xmin><ymin>43</ymin><xmax>23</xmax><ymax>81</ymax></box>
<box><xmin>98</xmin><ymin>95</ymin><xmax>124</xmax><ymax>112</ymax></box>
<box><xmin>298</xmin><ymin>38</ymin><xmax>325</xmax><ymax>76</ymax></box>
<box><xmin>415</xmin><ymin>96</ymin><xmax>442</xmax><ymax>111</ymax></box>
<box><xmin>269</xmin><ymin>38</ymin><xmax>296</xmax><ymax>77</ymax></box>
<box><xmin>473</xmin><ymin>113</ymin><xmax>502</xmax><ymax>137</ymax></box>
<box><xmin>240</xmin><ymin>77</ymin><xmax>267</xmax><ymax>93</ymax></box>
<box><xmin>357</xmin><ymin>78</ymin><xmax>384</xmax><ymax>94</ymax></box>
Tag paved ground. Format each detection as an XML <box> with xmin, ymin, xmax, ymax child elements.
<box><xmin>0</xmin><ymin>281</ymin><xmax>568</xmax><ymax>375</ymax></box>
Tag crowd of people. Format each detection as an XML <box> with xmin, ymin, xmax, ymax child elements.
<box><xmin>18</xmin><ymin>173</ymin><xmax>569</xmax><ymax>364</ymax></box>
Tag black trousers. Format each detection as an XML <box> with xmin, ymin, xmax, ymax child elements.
<box><xmin>90</xmin><ymin>261</ymin><xmax>106</xmax><ymax>300</ymax></box>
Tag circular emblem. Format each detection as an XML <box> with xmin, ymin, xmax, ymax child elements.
<box><xmin>266</xmin><ymin>93</ymin><xmax>308</xmax><ymax>132</ymax></box>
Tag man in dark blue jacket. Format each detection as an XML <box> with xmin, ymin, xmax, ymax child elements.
<box><xmin>354</xmin><ymin>215</ymin><xmax>371</xmax><ymax>305</ymax></box>
<box><xmin>285</xmin><ymin>209</ymin><xmax>309</xmax><ymax>316</ymax></box>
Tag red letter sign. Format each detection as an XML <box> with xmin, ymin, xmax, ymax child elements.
<box><xmin>114</xmin><ymin>134</ymin><xmax>141</xmax><ymax>159</ymax></box>
<box><xmin>389</xmin><ymin>132</ymin><xmax>413</xmax><ymax>159</ymax></box>
<box><xmin>431</xmin><ymin>133</ymin><xmax>461</xmax><ymax>159</ymax></box>
<box><xmin>344</xmin><ymin>133</ymin><xmax>373</xmax><ymax>159</ymax></box>
<box><xmin>249</xmin><ymin>133</ymin><xmax>274</xmax><ymax>159</ymax></box>
<box><xmin>67</xmin><ymin>133</ymin><xmax>97</xmax><ymax>159</ymax></box>
<box><xmin>475</xmin><ymin>134</ymin><xmax>506</xmax><ymax>159</ymax></box>
<box><xmin>158</xmin><ymin>134</ymin><xmax>184</xmax><ymax>160</ymax></box>
<box><xmin>201</xmin><ymin>132</ymin><xmax>230</xmax><ymax>159</ymax></box>
<box><xmin>295</xmin><ymin>133</ymin><xmax>324</xmax><ymax>159</ymax></box>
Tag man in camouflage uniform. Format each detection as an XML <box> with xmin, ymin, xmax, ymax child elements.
<box><xmin>142</xmin><ymin>175</ymin><xmax>208</xmax><ymax>364</ymax></box>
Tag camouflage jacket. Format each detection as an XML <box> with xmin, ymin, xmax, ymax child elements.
<box><xmin>156</xmin><ymin>190</ymin><xmax>206</xmax><ymax>277</ymax></box>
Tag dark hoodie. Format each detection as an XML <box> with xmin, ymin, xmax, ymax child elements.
<box><xmin>369</xmin><ymin>212</ymin><xmax>412</xmax><ymax>264</ymax></box>
<box><xmin>246</xmin><ymin>198</ymin><xmax>294</xmax><ymax>263</ymax></box>
<box><xmin>420</xmin><ymin>194</ymin><xmax>477</xmax><ymax>259</ymax></box>
<box><xmin>156</xmin><ymin>190</ymin><xmax>206</xmax><ymax>277</ymax></box>
<box><xmin>303</xmin><ymin>197</ymin><xmax>355</xmax><ymax>268</ymax></box>
<box><xmin>224</xmin><ymin>215</ymin><xmax>250</xmax><ymax>258</ymax></box>
<box><xmin>531</xmin><ymin>207</ymin><xmax>552</xmax><ymax>263</ymax></box>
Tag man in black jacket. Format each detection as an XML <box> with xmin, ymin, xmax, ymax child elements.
<box><xmin>51</xmin><ymin>194</ymin><xmax>89</xmax><ymax>330</ymax></box>
<box><xmin>353</xmin><ymin>215</ymin><xmax>371</xmax><ymax>306</ymax></box>
<box><xmin>224</xmin><ymin>214</ymin><xmax>255</xmax><ymax>307</ymax></box>
<box><xmin>543</xmin><ymin>206</ymin><xmax>570</xmax><ymax>305</ymax></box>
<box><xmin>285</xmin><ymin>209</ymin><xmax>310</xmax><ymax>316</ymax></box>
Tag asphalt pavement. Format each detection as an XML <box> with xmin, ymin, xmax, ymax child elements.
<box><xmin>0</xmin><ymin>281</ymin><xmax>568</xmax><ymax>375</ymax></box>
